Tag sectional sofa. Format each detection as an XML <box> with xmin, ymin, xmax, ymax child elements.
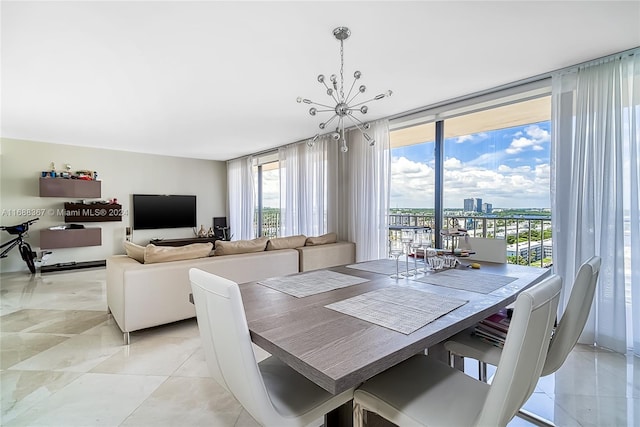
<box><xmin>106</xmin><ymin>234</ymin><xmax>355</xmax><ymax>344</ymax></box>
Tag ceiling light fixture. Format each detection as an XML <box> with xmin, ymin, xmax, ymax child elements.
<box><xmin>297</xmin><ymin>26</ymin><xmax>392</xmax><ymax>153</ymax></box>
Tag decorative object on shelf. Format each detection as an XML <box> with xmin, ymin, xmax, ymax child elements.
<box><xmin>197</xmin><ymin>225</ymin><xmax>207</xmax><ymax>237</ymax></box>
<box><xmin>297</xmin><ymin>26</ymin><xmax>392</xmax><ymax>153</ymax></box>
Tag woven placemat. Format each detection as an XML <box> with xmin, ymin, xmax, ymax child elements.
<box><xmin>325</xmin><ymin>287</ymin><xmax>467</xmax><ymax>335</ymax></box>
<box><xmin>412</xmin><ymin>268</ymin><xmax>517</xmax><ymax>294</ymax></box>
<box><xmin>259</xmin><ymin>270</ymin><xmax>369</xmax><ymax>298</ymax></box>
<box><xmin>346</xmin><ymin>258</ymin><xmax>414</xmax><ymax>275</ymax></box>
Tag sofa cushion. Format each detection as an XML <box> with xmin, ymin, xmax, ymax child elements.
<box><xmin>144</xmin><ymin>242</ymin><xmax>213</xmax><ymax>264</ymax></box>
<box><xmin>305</xmin><ymin>232</ymin><xmax>337</xmax><ymax>246</ymax></box>
<box><xmin>123</xmin><ymin>241</ymin><xmax>145</xmax><ymax>263</ymax></box>
<box><xmin>266</xmin><ymin>235</ymin><xmax>307</xmax><ymax>251</ymax></box>
<box><xmin>214</xmin><ymin>237</ymin><xmax>268</xmax><ymax>256</ymax></box>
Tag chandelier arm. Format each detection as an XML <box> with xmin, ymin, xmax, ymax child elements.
<box><xmin>316</xmin><ymin>109</ymin><xmax>336</xmax><ymax>113</ymax></box>
<box><xmin>346</xmin><ymin>89</ymin><xmax>364</xmax><ymax>106</ymax></box>
<box><xmin>345</xmin><ymin>79</ymin><xmax>358</xmax><ymax>105</ymax></box>
<box><xmin>322</xmin><ymin>114</ymin><xmax>339</xmax><ymax>128</ymax></box>
<box><xmin>348</xmin><ymin>97</ymin><xmax>380</xmax><ymax>109</ymax></box>
<box><xmin>346</xmin><ymin>115</ymin><xmax>366</xmax><ymax>132</ymax></box>
<box><xmin>321</xmin><ymin>80</ymin><xmax>341</xmax><ymax>104</ymax></box>
<box><xmin>346</xmin><ymin>112</ymin><xmax>367</xmax><ymax>127</ymax></box>
<box><xmin>306</xmin><ymin>100</ymin><xmax>336</xmax><ymax>109</ymax></box>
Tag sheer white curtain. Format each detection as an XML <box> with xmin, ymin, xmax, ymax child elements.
<box><xmin>278</xmin><ymin>136</ymin><xmax>330</xmax><ymax>237</ymax></box>
<box><xmin>336</xmin><ymin>119</ymin><xmax>390</xmax><ymax>262</ymax></box>
<box><xmin>551</xmin><ymin>51</ymin><xmax>639</xmax><ymax>355</ymax></box>
<box><xmin>227</xmin><ymin>156</ymin><xmax>255</xmax><ymax>240</ymax></box>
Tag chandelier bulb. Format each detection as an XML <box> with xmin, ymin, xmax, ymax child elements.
<box><xmin>386</xmin><ymin>90</ymin><xmax>393</xmax><ymax>97</ymax></box>
<box><xmin>303</xmin><ymin>98</ymin><xmax>312</xmax><ymax>104</ymax></box>
<box><xmin>330</xmin><ymin>74</ymin><xmax>337</xmax><ymax>83</ymax></box>
<box><xmin>364</xmin><ymin>133</ymin><xmax>375</xmax><ymax>146</ymax></box>
<box><xmin>296</xmin><ymin>97</ymin><xmax>302</xmax><ymax>103</ymax></box>
<box><xmin>331</xmin><ymin>132</ymin><xmax>340</xmax><ymax>141</ymax></box>
<box><xmin>341</xmin><ymin>142</ymin><xmax>349</xmax><ymax>153</ymax></box>
<box><xmin>317</xmin><ymin>74</ymin><xmax>325</xmax><ymax>83</ymax></box>
<box><xmin>319</xmin><ymin>122</ymin><xmax>326</xmax><ymax>129</ymax></box>
<box><xmin>307</xmin><ymin>140</ymin><xmax>315</xmax><ymax>147</ymax></box>
<box><xmin>359</xmin><ymin>85</ymin><xmax>366</xmax><ymax>93</ymax></box>
<box><xmin>363</xmin><ymin>122</ymin><xmax>371</xmax><ymax>130</ymax></box>
<box><xmin>354</xmin><ymin>70</ymin><xmax>361</xmax><ymax>79</ymax></box>
<box><xmin>360</xmin><ymin>105</ymin><xmax>368</xmax><ymax>114</ymax></box>
<box><xmin>327</xmin><ymin>88</ymin><xmax>333</xmax><ymax>96</ymax></box>
<box><xmin>309</xmin><ymin>107</ymin><xmax>317</xmax><ymax>116</ymax></box>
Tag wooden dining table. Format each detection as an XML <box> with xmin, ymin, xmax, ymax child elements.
<box><xmin>239</xmin><ymin>260</ymin><xmax>550</xmax><ymax>424</ymax></box>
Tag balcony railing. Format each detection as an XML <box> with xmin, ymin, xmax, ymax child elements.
<box><xmin>389</xmin><ymin>213</ymin><xmax>552</xmax><ymax>268</ymax></box>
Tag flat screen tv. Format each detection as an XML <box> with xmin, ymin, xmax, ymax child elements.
<box><xmin>132</xmin><ymin>194</ymin><xmax>196</xmax><ymax>230</ymax></box>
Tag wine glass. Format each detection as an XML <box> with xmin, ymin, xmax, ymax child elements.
<box><xmin>421</xmin><ymin>229</ymin><xmax>432</xmax><ymax>272</ymax></box>
<box><xmin>400</xmin><ymin>229</ymin><xmax>415</xmax><ymax>277</ymax></box>
<box><xmin>412</xmin><ymin>230</ymin><xmax>423</xmax><ymax>275</ymax></box>
<box><xmin>389</xmin><ymin>239</ymin><xmax>404</xmax><ymax>279</ymax></box>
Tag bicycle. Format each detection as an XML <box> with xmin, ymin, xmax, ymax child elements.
<box><xmin>1</xmin><ymin>218</ymin><xmax>39</xmax><ymax>273</ymax></box>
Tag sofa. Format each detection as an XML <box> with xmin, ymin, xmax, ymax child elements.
<box><xmin>106</xmin><ymin>235</ymin><xmax>355</xmax><ymax>344</ymax></box>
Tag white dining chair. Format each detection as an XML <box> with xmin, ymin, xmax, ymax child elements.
<box><xmin>445</xmin><ymin>256</ymin><xmax>601</xmax><ymax>426</ymax></box>
<box><xmin>189</xmin><ymin>268</ymin><xmax>354</xmax><ymax>427</ymax></box>
<box><xmin>465</xmin><ymin>237</ymin><xmax>507</xmax><ymax>263</ymax></box>
<box><xmin>353</xmin><ymin>274</ymin><xmax>562</xmax><ymax>427</ymax></box>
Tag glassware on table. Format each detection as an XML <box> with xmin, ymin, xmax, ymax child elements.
<box><xmin>389</xmin><ymin>239</ymin><xmax>404</xmax><ymax>279</ymax></box>
<box><xmin>442</xmin><ymin>255</ymin><xmax>459</xmax><ymax>269</ymax></box>
<box><xmin>400</xmin><ymin>229</ymin><xmax>415</xmax><ymax>277</ymax></box>
<box><xmin>411</xmin><ymin>230</ymin><xmax>423</xmax><ymax>275</ymax></box>
<box><xmin>428</xmin><ymin>256</ymin><xmax>445</xmax><ymax>270</ymax></box>
<box><xmin>420</xmin><ymin>228</ymin><xmax>432</xmax><ymax>272</ymax></box>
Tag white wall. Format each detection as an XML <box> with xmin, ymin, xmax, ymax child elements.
<box><xmin>0</xmin><ymin>138</ymin><xmax>227</xmax><ymax>272</ymax></box>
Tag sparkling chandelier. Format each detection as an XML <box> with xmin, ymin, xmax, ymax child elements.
<box><xmin>297</xmin><ymin>27</ymin><xmax>392</xmax><ymax>152</ymax></box>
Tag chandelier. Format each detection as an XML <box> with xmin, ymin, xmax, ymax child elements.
<box><xmin>297</xmin><ymin>27</ymin><xmax>392</xmax><ymax>153</ymax></box>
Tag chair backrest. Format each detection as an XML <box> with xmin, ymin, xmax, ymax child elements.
<box><xmin>465</xmin><ymin>237</ymin><xmax>507</xmax><ymax>263</ymax></box>
<box><xmin>542</xmin><ymin>256</ymin><xmax>601</xmax><ymax>376</ymax></box>
<box><xmin>189</xmin><ymin>268</ymin><xmax>276</xmax><ymax>424</ymax></box>
<box><xmin>475</xmin><ymin>274</ymin><xmax>562</xmax><ymax>427</ymax></box>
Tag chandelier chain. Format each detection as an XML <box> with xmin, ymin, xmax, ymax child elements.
<box><xmin>339</xmin><ymin>39</ymin><xmax>345</xmax><ymax>101</ymax></box>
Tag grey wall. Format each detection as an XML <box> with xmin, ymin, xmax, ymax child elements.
<box><xmin>0</xmin><ymin>138</ymin><xmax>227</xmax><ymax>272</ymax></box>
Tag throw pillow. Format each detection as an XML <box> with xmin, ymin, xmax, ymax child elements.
<box><xmin>266</xmin><ymin>235</ymin><xmax>307</xmax><ymax>251</ymax></box>
<box><xmin>305</xmin><ymin>232</ymin><xmax>338</xmax><ymax>246</ymax></box>
<box><xmin>214</xmin><ymin>237</ymin><xmax>268</xmax><ymax>256</ymax></box>
<box><xmin>123</xmin><ymin>241</ymin><xmax>145</xmax><ymax>263</ymax></box>
<box><xmin>144</xmin><ymin>242</ymin><xmax>213</xmax><ymax>264</ymax></box>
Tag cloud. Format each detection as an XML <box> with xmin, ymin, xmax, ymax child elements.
<box><xmin>444</xmin><ymin>157</ymin><xmax>463</xmax><ymax>169</ymax></box>
<box><xmin>455</xmin><ymin>133</ymin><xmax>489</xmax><ymax>144</ymax></box>
<box><xmin>505</xmin><ymin>124</ymin><xmax>550</xmax><ymax>154</ymax></box>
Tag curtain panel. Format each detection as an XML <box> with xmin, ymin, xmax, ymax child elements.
<box><xmin>336</xmin><ymin>119</ymin><xmax>391</xmax><ymax>262</ymax></box>
<box><xmin>278</xmin><ymin>137</ymin><xmax>330</xmax><ymax>237</ymax></box>
<box><xmin>551</xmin><ymin>51</ymin><xmax>639</xmax><ymax>355</ymax></box>
<box><xmin>227</xmin><ymin>156</ymin><xmax>255</xmax><ymax>240</ymax></box>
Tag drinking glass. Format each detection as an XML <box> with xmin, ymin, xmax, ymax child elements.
<box><xmin>389</xmin><ymin>239</ymin><xmax>404</xmax><ymax>279</ymax></box>
<box><xmin>420</xmin><ymin>228</ymin><xmax>432</xmax><ymax>272</ymax></box>
<box><xmin>412</xmin><ymin>230</ymin><xmax>424</xmax><ymax>274</ymax></box>
<box><xmin>400</xmin><ymin>229</ymin><xmax>415</xmax><ymax>277</ymax></box>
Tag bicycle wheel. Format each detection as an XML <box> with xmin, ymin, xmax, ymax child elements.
<box><xmin>19</xmin><ymin>242</ymin><xmax>36</xmax><ymax>274</ymax></box>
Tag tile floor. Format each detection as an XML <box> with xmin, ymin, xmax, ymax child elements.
<box><xmin>1</xmin><ymin>268</ymin><xmax>638</xmax><ymax>426</ymax></box>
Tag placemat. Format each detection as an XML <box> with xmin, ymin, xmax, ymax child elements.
<box><xmin>412</xmin><ymin>269</ymin><xmax>517</xmax><ymax>294</ymax></box>
<box><xmin>325</xmin><ymin>287</ymin><xmax>467</xmax><ymax>335</ymax></box>
<box><xmin>258</xmin><ymin>270</ymin><xmax>369</xmax><ymax>298</ymax></box>
<box><xmin>346</xmin><ymin>258</ymin><xmax>413</xmax><ymax>275</ymax></box>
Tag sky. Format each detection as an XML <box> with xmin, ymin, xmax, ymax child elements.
<box><xmin>260</xmin><ymin>121</ymin><xmax>552</xmax><ymax>210</ymax></box>
<box><xmin>391</xmin><ymin>121</ymin><xmax>551</xmax><ymax>209</ymax></box>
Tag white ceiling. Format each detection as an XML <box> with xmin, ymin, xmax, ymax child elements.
<box><xmin>2</xmin><ymin>1</ymin><xmax>639</xmax><ymax>161</ymax></box>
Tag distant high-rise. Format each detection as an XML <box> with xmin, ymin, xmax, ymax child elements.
<box><xmin>463</xmin><ymin>198</ymin><xmax>475</xmax><ymax>212</ymax></box>
<box><xmin>482</xmin><ymin>203</ymin><xmax>493</xmax><ymax>214</ymax></box>
<box><xmin>475</xmin><ymin>198</ymin><xmax>482</xmax><ymax>213</ymax></box>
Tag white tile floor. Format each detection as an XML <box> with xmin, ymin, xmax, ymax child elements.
<box><xmin>1</xmin><ymin>268</ymin><xmax>638</xmax><ymax>426</ymax></box>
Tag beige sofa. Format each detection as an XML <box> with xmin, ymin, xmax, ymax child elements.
<box><xmin>106</xmin><ymin>241</ymin><xmax>355</xmax><ymax>344</ymax></box>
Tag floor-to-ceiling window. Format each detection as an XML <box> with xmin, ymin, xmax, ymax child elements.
<box><xmin>389</xmin><ymin>88</ymin><xmax>552</xmax><ymax>266</ymax></box>
<box><xmin>252</xmin><ymin>152</ymin><xmax>280</xmax><ymax>238</ymax></box>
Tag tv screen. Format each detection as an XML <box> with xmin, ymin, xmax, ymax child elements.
<box><xmin>132</xmin><ymin>194</ymin><xmax>196</xmax><ymax>230</ymax></box>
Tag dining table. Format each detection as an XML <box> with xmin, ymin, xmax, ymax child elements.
<box><xmin>239</xmin><ymin>259</ymin><xmax>551</xmax><ymax>425</ymax></box>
